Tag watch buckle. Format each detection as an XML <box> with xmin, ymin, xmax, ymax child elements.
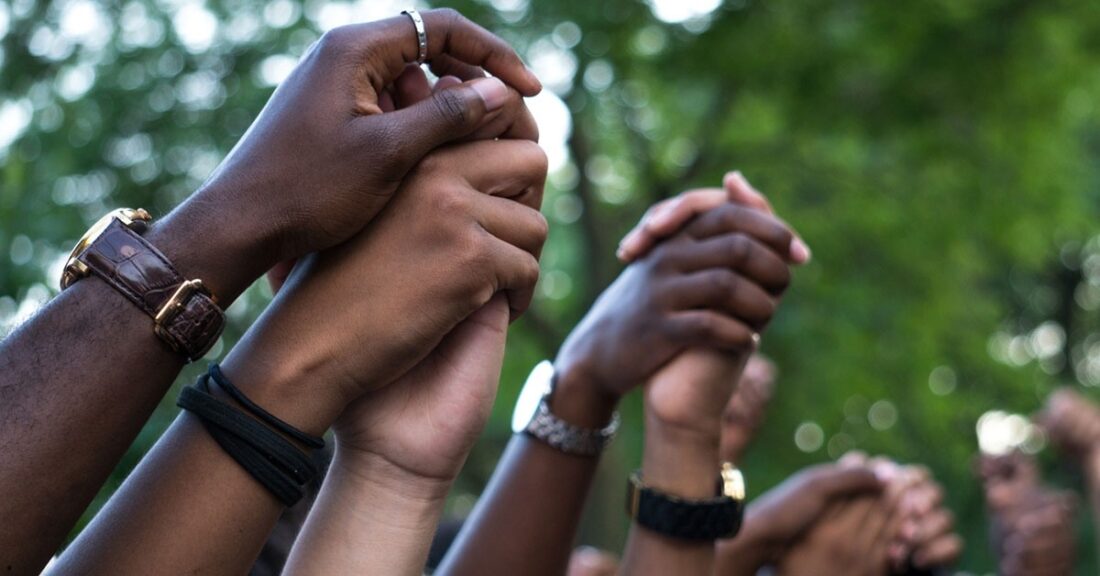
<box><xmin>720</xmin><ymin>463</ymin><xmax>746</xmax><ymax>501</ymax></box>
<box><xmin>627</xmin><ymin>472</ymin><xmax>643</xmax><ymax>518</ymax></box>
<box><xmin>60</xmin><ymin>260</ymin><xmax>91</xmax><ymax>290</ymax></box>
<box><xmin>154</xmin><ymin>279</ymin><xmax>206</xmax><ymax>341</ymax></box>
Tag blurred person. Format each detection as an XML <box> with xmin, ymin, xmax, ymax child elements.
<box><xmin>0</xmin><ymin>8</ymin><xmax>543</xmax><ymax>574</ymax></box>
<box><xmin>435</xmin><ymin>179</ymin><xmax>809</xmax><ymax>575</ymax></box>
<box><xmin>1038</xmin><ymin>386</ymin><xmax>1100</xmax><ymax>552</ymax></box>
<box><xmin>979</xmin><ymin>452</ymin><xmax>1077</xmax><ymax>576</ymax></box>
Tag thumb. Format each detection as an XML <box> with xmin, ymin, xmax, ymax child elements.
<box><xmin>812</xmin><ymin>466</ymin><xmax>884</xmax><ymax>500</ymax></box>
<box><xmin>367</xmin><ymin>77</ymin><xmax>513</xmax><ymax>174</ymax></box>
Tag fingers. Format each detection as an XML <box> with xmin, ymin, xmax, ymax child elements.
<box><xmin>668</xmin><ymin>269</ymin><xmax>778</xmax><ymax>329</ymax></box>
<box><xmin>429</xmin><ymin>53</ymin><xmax>488</xmax><ymax>82</ymax></box>
<box><xmin>725</xmin><ymin>171</ymin><xmax>810</xmax><ymax>263</ymax></box>
<box><xmin>392</xmin><ymin>63</ymin><xmax>433</xmax><ymax>109</ymax></box>
<box><xmin>434</xmin><ymin>75</ymin><xmax>464</xmax><ymax>91</ymax></box>
<box><xmin>809</xmin><ymin>466</ymin><xmax>884</xmax><ymax>500</ymax></box>
<box><xmin>462</xmin><ymin>91</ymin><xmax>540</xmax><ymax>143</ymax></box>
<box><xmin>487</xmin><ymin>238</ymin><xmax>542</xmax><ymax>320</ymax></box>
<box><xmin>617</xmin><ymin>189</ymin><xmax>727</xmax><ymax>262</ymax></box>
<box><xmin>912</xmin><ymin>533</ymin><xmax>963</xmax><ymax>568</ymax></box>
<box><xmin>665</xmin><ymin>310</ymin><xmax>758</xmax><ymax>351</ymax></box>
<box><xmin>367</xmin><ymin>80</ymin><xmax>534</xmax><ymax>177</ymax></box>
<box><xmin>472</xmin><ymin>194</ymin><xmax>550</xmax><ymax>259</ymax></box>
<box><xmin>350</xmin><ymin>9</ymin><xmax>540</xmax><ymax>97</ymax></box>
<box><xmin>684</xmin><ymin>204</ymin><xmax>799</xmax><ymax>263</ymax></box>
<box><xmin>723</xmin><ymin>171</ymin><xmax>774</xmax><ymax>214</ymax></box>
<box><xmin>438</xmin><ymin>139</ymin><xmax>548</xmax><ymax>209</ymax></box>
<box><xmin>665</xmin><ymin>232</ymin><xmax>791</xmax><ymax>295</ymax></box>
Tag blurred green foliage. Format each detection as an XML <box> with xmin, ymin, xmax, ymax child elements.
<box><xmin>3</xmin><ymin>0</ymin><xmax>1100</xmax><ymax>572</ymax></box>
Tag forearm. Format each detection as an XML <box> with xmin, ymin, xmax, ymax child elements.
<box><xmin>0</xmin><ymin>204</ymin><xmax>265</xmax><ymax>573</ymax></box>
<box><xmin>51</xmin><ymin>340</ymin><xmax>339</xmax><ymax>575</ymax></box>
<box><xmin>619</xmin><ymin>427</ymin><xmax>722</xmax><ymax>576</ymax></box>
<box><xmin>284</xmin><ymin>448</ymin><xmax>451</xmax><ymax>575</ymax></box>
<box><xmin>436</xmin><ymin>371</ymin><xmax>615</xmax><ymax>576</ymax></box>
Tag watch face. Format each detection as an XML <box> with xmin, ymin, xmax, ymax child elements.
<box><xmin>511</xmin><ymin>360</ymin><xmax>555</xmax><ymax>433</ymax></box>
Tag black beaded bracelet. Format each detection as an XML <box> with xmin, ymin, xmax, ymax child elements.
<box><xmin>177</xmin><ymin>364</ymin><xmax>324</xmax><ymax>506</ymax></box>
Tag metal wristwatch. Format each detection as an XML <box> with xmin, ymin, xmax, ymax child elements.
<box><xmin>511</xmin><ymin>360</ymin><xmax>620</xmax><ymax>457</ymax></box>
<box><xmin>60</xmin><ymin>208</ymin><xmax>226</xmax><ymax>361</ymax></box>
<box><xmin>627</xmin><ymin>462</ymin><xmax>747</xmax><ymax>541</ymax></box>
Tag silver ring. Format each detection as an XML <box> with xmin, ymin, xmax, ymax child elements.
<box><xmin>402</xmin><ymin>9</ymin><xmax>428</xmax><ymax>65</ymax></box>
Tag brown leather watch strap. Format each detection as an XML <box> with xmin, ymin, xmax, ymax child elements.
<box><xmin>76</xmin><ymin>219</ymin><xmax>225</xmax><ymax>361</ymax></box>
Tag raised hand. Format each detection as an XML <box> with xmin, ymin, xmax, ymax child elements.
<box><xmin>221</xmin><ymin>136</ymin><xmax>549</xmax><ymax>436</ymax></box>
<box><xmin>716</xmin><ymin>464</ymin><xmax>883</xmax><ymax>574</ymax></box>
<box><xmin>554</xmin><ymin>190</ymin><xmax>802</xmax><ymax>420</ymax></box>
<box><xmin>170</xmin><ymin>9</ymin><xmax>542</xmax><ymax>300</ymax></box>
<box><xmin>775</xmin><ymin>495</ymin><xmax>896</xmax><ymax>576</ymax></box>
<box><xmin>332</xmin><ymin>293</ymin><xmax>511</xmax><ymax>484</ymax></box>
<box><xmin>978</xmin><ymin>451</ymin><xmax>1077</xmax><ymax>576</ymax></box>
<box><xmin>617</xmin><ymin>172</ymin><xmax>810</xmax><ymax>264</ymax></box>
<box><xmin>993</xmin><ymin>490</ymin><xmax>1077</xmax><ymax>576</ymax></box>
<box><xmin>894</xmin><ymin>469</ymin><xmax>963</xmax><ymax>573</ymax></box>
<box><xmin>1037</xmin><ymin>387</ymin><xmax>1100</xmax><ymax>468</ymax></box>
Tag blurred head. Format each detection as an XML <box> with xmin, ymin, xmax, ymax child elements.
<box><xmin>719</xmin><ymin>353</ymin><xmax>777</xmax><ymax>463</ymax></box>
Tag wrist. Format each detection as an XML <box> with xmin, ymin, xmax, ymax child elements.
<box><xmin>642</xmin><ymin>421</ymin><xmax>721</xmax><ymax>499</ymax></box>
<box><xmin>551</xmin><ymin>361</ymin><xmax>620</xmax><ymax>429</ymax></box>
<box><xmin>333</xmin><ymin>444</ymin><xmax>455</xmax><ymax>504</ymax></box>
<box><xmin>148</xmin><ymin>187</ymin><xmax>279</xmax><ymax>305</ymax></box>
<box><xmin>219</xmin><ymin>340</ymin><xmax>346</xmax><ymax>439</ymax></box>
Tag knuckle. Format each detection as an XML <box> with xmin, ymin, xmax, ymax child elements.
<box><xmin>775</xmin><ymin>265</ymin><xmax>792</xmax><ymax>291</ymax></box>
<box><xmin>729</xmin><ymin>234</ymin><xmax>751</xmax><ymax>266</ymax></box>
<box><xmin>688</xmin><ymin>313</ymin><xmax>716</xmax><ymax>337</ymax></box>
<box><xmin>520</xmin><ymin>140</ymin><xmax>550</xmax><ymax>178</ymax></box>
<box><xmin>429</xmin><ymin>7</ymin><xmax>463</xmax><ymax>27</ymax></box>
<box><xmin>719</xmin><ymin>205</ymin><xmax>740</xmax><ymax>230</ymax></box>
<box><xmin>710</xmin><ymin>270</ymin><xmax>736</xmax><ymax>297</ymax></box>
<box><xmin>529</xmin><ymin>210</ymin><xmax>550</xmax><ymax>244</ymax></box>
<box><xmin>461</xmin><ymin>229</ymin><xmax>493</xmax><ymax>269</ymax></box>
<box><xmin>436</xmin><ymin>185</ymin><xmax>473</xmax><ymax>215</ymax></box>
<box><xmin>315</xmin><ymin>27</ymin><xmax>354</xmax><ymax>59</ymax></box>
<box><xmin>522</xmin><ymin>255</ymin><xmax>542</xmax><ymax>287</ymax></box>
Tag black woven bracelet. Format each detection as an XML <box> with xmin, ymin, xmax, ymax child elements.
<box><xmin>207</xmin><ymin>364</ymin><xmax>325</xmax><ymax>449</ymax></box>
<box><xmin>177</xmin><ymin>368</ymin><xmax>320</xmax><ymax>506</ymax></box>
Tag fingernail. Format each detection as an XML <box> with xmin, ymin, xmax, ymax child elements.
<box><xmin>471</xmin><ymin>77</ymin><xmax>509</xmax><ymax>111</ymax></box>
<box><xmin>790</xmin><ymin>238</ymin><xmax>812</xmax><ymax>263</ymax></box>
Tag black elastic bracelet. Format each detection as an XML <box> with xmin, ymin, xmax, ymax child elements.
<box><xmin>207</xmin><ymin>364</ymin><xmax>325</xmax><ymax>449</ymax></box>
<box><xmin>177</xmin><ymin>367</ymin><xmax>321</xmax><ymax>506</ymax></box>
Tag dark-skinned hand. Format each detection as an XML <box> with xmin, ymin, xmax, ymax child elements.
<box><xmin>179</xmin><ymin>8</ymin><xmax>541</xmax><ymax>298</ymax></box>
<box><xmin>555</xmin><ymin>179</ymin><xmax>804</xmax><ymax>413</ymax></box>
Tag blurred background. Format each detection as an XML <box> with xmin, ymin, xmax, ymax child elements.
<box><xmin>3</xmin><ymin>0</ymin><xmax>1100</xmax><ymax>572</ymax></box>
